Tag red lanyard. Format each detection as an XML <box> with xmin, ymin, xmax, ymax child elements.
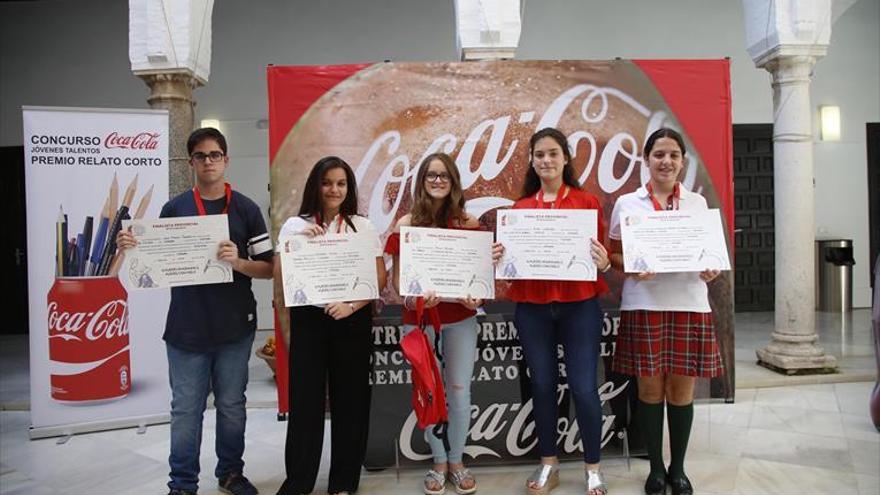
<box><xmin>646</xmin><ymin>182</ymin><xmax>680</xmax><ymax>211</ymax></box>
<box><xmin>315</xmin><ymin>213</ymin><xmax>344</xmax><ymax>233</ymax></box>
<box><xmin>193</xmin><ymin>183</ymin><xmax>232</xmax><ymax>216</ymax></box>
<box><xmin>535</xmin><ymin>186</ymin><xmax>569</xmax><ymax>209</ymax></box>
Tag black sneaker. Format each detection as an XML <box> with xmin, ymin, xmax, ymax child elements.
<box><xmin>218</xmin><ymin>473</ymin><xmax>259</xmax><ymax>495</ymax></box>
<box><xmin>168</xmin><ymin>490</ymin><xmax>196</xmax><ymax>495</ymax></box>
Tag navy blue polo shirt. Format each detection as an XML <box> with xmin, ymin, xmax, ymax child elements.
<box><xmin>160</xmin><ymin>189</ymin><xmax>273</xmax><ymax>351</ymax></box>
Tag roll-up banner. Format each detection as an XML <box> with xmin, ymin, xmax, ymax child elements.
<box><xmin>24</xmin><ymin>106</ymin><xmax>171</xmax><ymax>439</ymax></box>
<box><xmin>267</xmin><ymin>60</ymin><xmax>734</xmax><ymax>465</ymax></box>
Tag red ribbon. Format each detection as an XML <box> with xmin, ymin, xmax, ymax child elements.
<box><xmin>646</xmin><ymin>182</ymin><xmax>680</xmax><ymax>211</ymax></box>
<box><xmin>193</xmin><ymin>183</ymin><xmax>232</xmax><ymax>216</ymax></box>
<box><xmin>535</xmin><ymin>185</ymin><xmax>569</xmax><ymax>209</ymax></box>
<box><xmin>315</xmin><ymin>213</ymin><xmax>345</xmax><ymax>233</ymax></box>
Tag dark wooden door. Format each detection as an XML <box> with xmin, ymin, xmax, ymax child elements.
<box><xmin>868</xmin><ymin>123</ymin><xmax>880</xmax><ymax>290</ymax></box>
<box><xmin>732</xmin><ymin>125</ymin><xmax>775</xmax><ymax>312</ymax></box>
<box><xmin>2</xmin><ymin>146</ymin><xmax>27</xmax><ymax>334</ymax></box>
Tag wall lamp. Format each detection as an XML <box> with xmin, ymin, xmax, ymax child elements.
<box><xmin>819</xmin><ymin>105</ymin><xmax>840</xmax><ymax>141</ymax></box>
<box><xmin>200</xmin><ymin>119</ymin><xmax>221</xmax><ymax>130</ymax></box>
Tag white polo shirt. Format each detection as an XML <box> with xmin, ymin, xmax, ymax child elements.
<box><xmin>608</xmin><ymin>185</ymin><xmax>712</xmax><ymax>313</ymax></box>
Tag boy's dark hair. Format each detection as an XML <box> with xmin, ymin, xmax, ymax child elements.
<box><xmin>187</xmin><ymin>127</ymin><xmax>228</xmax><ymax>156</ymax></box>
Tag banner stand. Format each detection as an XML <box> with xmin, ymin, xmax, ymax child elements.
<box><xmin>24</xmin><ymin>106</ymin><xmax>171</xmax><ymax>439</ymax></box>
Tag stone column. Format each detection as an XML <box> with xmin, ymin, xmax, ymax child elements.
<box><xmin>755</xmin><ymin>48</ymin><xmax>837</xmax><ymax>373</ymax></box>
<box><xmin>137</xmin><ymin>72</ymin><xmax>202</xmax><ymax>198</ymax></box>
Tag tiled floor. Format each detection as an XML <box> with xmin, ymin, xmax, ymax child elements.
<box><xmin>734</xmin><ymin>311</ymin><xmax>877</xmax><ymax>388</ymax></box>
<box><xmin>2</xmin><ymin>310</ymin><xmax>878</xmax><ymax>494</ymax></box>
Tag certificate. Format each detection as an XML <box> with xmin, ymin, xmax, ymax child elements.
<box><xmin>495</xmin><ymin>209</ymin><xmax>598</xmax><ymax>281</ymax></box>
<box><xmin>122</xmin><ymin>215</ymin><xmax>232</xmax><ymax>289</ymax></box>
<box><xmin>620</xmin><ymin>208</ymin><xmax>731</xmax><ymax>273</ymax></box>
<box><xmin>278</xmin><ymin>232</ymin><xmax>379</xmax><ymax>307</ymax></box>
<box><xmin>399</xmin><ymin>226</ymin><xmax>495</xmax><ymax>299</ymax></box>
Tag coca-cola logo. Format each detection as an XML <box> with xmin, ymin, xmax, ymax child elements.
<box><xmin>398</xmin><ymin>381</ymin><xmax>628</xmax><ymax>461</ymax></box>
<box><xmin>47</xmin><ymin>300</ymin><xmax>129</xmax><ymax>342</ymax></box>
<box><xmin>355</xmin><ymin>84</ymin><xmax>703</xmax><ymax>234</ymax></box>
<box><xmin>103</xmin><ymin>132</ymin><xmax>160</xmax><ymax>150</ymax></box>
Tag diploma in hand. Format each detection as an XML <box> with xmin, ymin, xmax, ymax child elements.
<box><xmin>122</xmin><ymin>215</ymin><xmax>232</xmax><ymax>289</ymax></box>
<box><xmin>495</xmin><ymin>209</ymin><xmax>598</xmax><ymax>281</ymax></box>
<box><xmin>620</xmin><ymin>209</ymin><xmax>731</xmax><ymax>273</ymax></box>
<box><xmin>399</xmin><ymin>226</ymin><xmax>495</xmax><ymax>299</ymax></box>
<box><xmin>279</xmin><ymin>232</ymin><xmax>379</xmax><ymax>307</ymax></box>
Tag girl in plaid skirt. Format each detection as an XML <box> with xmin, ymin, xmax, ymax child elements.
<box><xmin>608</xmin><ymin>128</ymin><xmax>724</xmax><ymax>495</ymax></box>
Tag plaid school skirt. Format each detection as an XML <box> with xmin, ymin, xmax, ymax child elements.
<box><xmin>612</xmin><ymin>310</ymin><xmax>724</xmax><ymax>377</ymax></box>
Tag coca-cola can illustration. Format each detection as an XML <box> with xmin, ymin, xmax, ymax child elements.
<box><xmin>47</xmin><ymin>277</ymin><xmax>131</xmax><ymax>403</ymax></box>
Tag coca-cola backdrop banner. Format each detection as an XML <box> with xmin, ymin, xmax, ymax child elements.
<box><xmin>267</xmin><ymin>60</ymin><xmax>734</xmax><ymax>465</ymax></box>
<box><xmin>24</xmin><ymin>107</ymin><xmax>171</xmax><ymax>437</ymax></box>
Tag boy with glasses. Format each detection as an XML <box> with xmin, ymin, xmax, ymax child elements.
<box><xmin>117</xmin><ymin>127</ymin><xmax>273</xmax><ymax>495</ymax></box>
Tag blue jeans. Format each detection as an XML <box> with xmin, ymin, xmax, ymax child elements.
<box><xmin>515</xmin><ymin>298</ymin><xmax>603</xmax><ymax>464</ymax></box>
<box><xmin>403</xmin><ymin>316</ymin><xmax>478</xmax><ymax>464</ymax></box>
<box><xmin>166</xmin><ymin>332</ymin><xmax>255</xmax><ymax>492</ymax></box>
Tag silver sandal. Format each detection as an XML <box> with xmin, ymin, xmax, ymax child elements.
<box><xmin>424</xmin><ymin>469</ymin><xmax>447</xmax><ymax>495</ymax></box>
<box><xmin>448</xmin><ymin>468</ymin><xmax>477</xmax><ymax>494</ymax></box>
<box><xmin>586</xmin><ymin>469</ymin><xmax>608</xmax><ymax>495</ymax></box>
<box><xmin>526</xmin><ymin>464</ymin><xmax>560</xmax><ymax>495</ymax></box>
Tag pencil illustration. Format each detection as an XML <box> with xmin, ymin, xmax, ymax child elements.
<box><xmin>108</xmin><ymin>173</ymin><xmax>119</xmax><ymax>219</ymax></box>
<box><xmin>96</xmin><ymin>205</ymin><xmax>130</xmax><ymax>276</ymax></box>
<box><xmin>122</xmin><ymin>174</ymin><xmax>138</xmax><ymax>208</ymax></box>
<box><xmin>66</xmin><ymin>237</ymin><xmax>77</xmax><ymax>277</ymax></box>
<box><xmin>112</xmin><ymin>179</ymin><xmax>153</xmax><ymax>276</ymax></box>
<box><xmin>134</xmin><ymin>184</ymin><xmax>153</xmax><ymax>219</ymax></box>
<box><xmin>108</xmin><ymin>252</ymin><xmax>125</xmax><ymax>277</ymax></box>
<box><xmin>88</xmin><ymin>195</ymin><xmax>111</xmax><ymax>276</ymax></box>
<box><xmin>53</xmin><ymin>174</ymin><xmax>156</xmax><ymax>279</ymax></box>
<box><xmin>55</xmin><ymin>206</ymin><xmax>65</xmax><ymax>277</ymax></box>
<box><xmin>78</xmin><ymin>217</ymin><xmax>93</xmax><ymax>276</ymax></box>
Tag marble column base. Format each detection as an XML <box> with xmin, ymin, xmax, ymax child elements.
<box><xmin>756</xmin><ymin>331</ymin><xmax>838</xmax><ymax>374</ymax></box>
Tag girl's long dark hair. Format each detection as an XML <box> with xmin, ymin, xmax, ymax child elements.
<box><xmin>410</xmin><ymin>153</ymin><xmax>467</xmax><ymax>228</ymax></box>
<box><xmin>298</xmin><ymin>156</ymin><xmax>358</xmax><ymax>231</ymax></box>
<box><xmin>520</xmin><ymin>127</ymin><xmax>582</xmax><ymax>199</ymax></box>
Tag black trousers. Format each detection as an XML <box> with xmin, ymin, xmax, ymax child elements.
<box><xmin>277</xmin><ymin>305</ymin><xmax>373</xmax><ymax>494</ymax></box>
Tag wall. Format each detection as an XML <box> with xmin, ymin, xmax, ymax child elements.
<box><xmin>811</xmin><ymin>0</ymin><xmax>879</xmax><ymax>310</ymax></box>
<box><xmin>2</xmin><ymin>0</ymin><xmax>877</xmax><ymax>315</ymax></box>
<box><xmin>1</xmin><ymin>0</ymin><xmax>459</xmax><ymax>327</ymax></box>
<box><xmin>517</xmin><ymin>0</ymin><xmax>879</xmax><ymax>307</ymax></box>
<box><xmin>1</xmin><ymin>1</ymin><xmax>146</xmax><ymax>141</ymax></box>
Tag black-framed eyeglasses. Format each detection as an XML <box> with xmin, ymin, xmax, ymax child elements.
<box><xmin>425</xmin><ymin>172</ymin><xmax>451</xmax><ymax>183</ymax></box>
<box><xmin>190</xmin><ymin>151</ymin><xmax>225</xmax><ymax>163</ymax></box>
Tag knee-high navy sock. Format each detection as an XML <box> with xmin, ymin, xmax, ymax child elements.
<box><xmin>666</xmin><ymin>402</ymin><xmax>694</xmax><ymax>478</ymax></box>
<box><xmin>638</xmin><ymin>400</ymin><xmax>666</xmax><ymax>478</ymax></box>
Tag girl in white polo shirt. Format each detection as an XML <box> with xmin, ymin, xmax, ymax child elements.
<box><xmin>274</xmin><ymin>156</ymin><xmax>386</xmax><ymax>495</ymax></box>
<box><xmin>608</xmin><ymin>128</ymin><xmax>723</xmax><ymax>495</ymax></box>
